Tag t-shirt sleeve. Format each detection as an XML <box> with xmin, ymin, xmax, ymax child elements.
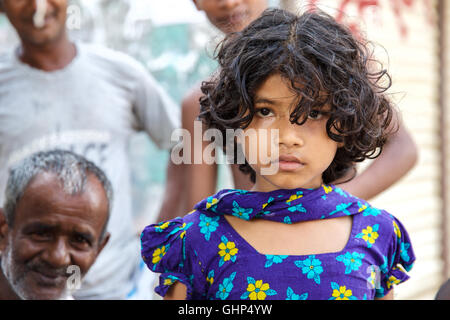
<box><xmin>140</xmin><ymin>217</ymin><xmax>196</xmax><ymax>299</ymax></box>
<box><xmin>375</xmin><ymin>215</ymin><xmax>416</xmax><ymax>298</ymax></box>
<box><xmin>132</xmin><ymin>64</ymin><xmax>180</xmax><ymax>150</ymax></box>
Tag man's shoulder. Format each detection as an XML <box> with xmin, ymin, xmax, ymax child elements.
<box><xmin>0</xmin><ymin>50</ymin><xmax>17</xmax><ymax>73</ymax></box>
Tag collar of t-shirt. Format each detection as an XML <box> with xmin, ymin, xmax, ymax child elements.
<box><xmin>11</xmin><ymin>42</ymin><xmax>82</xmax><ymax>78</ymax></box>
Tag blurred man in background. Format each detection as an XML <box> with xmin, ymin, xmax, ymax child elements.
<box><xmin>0</xmin><ymin>150</ymin><xmax>111</xmax><ymax>300</ymax></box>
<box><xmin>0</xmin><ymin>0</ymin><xmax>181</xmax><ymax>299</ymax></box>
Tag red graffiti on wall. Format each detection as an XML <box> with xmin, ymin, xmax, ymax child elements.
<box><xmin>306</xmin><ymin>0</ymin><xmax>433</xmax><ymax>38</ymax></box>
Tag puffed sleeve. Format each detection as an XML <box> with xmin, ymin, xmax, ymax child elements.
<box><xmin>140</xmin><ymin>217</ymin><xmax>195</xmax><ymax>298</ymax></box>
<box><xmin>376</xmin><ymin>215</ymin><xmax>416</xmax><ymax>298</ymax></box>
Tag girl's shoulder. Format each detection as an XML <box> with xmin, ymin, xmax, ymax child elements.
<box><xmin>140</xmin><ymin>209</ymin><xmax>206</xmax><ymax>252</ymax></box>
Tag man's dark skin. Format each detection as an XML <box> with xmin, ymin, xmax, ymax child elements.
<box><xmin>0</xmin><ymin>172</ymin><xmax>110</xmax><ymax>300</ymax></box>
<box><xmin>0</xmin><ymin>0</ymin><xmax>75</xmax><ymax>71</ymax></box>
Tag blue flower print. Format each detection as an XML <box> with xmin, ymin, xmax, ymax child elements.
<box><xmin>334</xmin><ymin>187</ymin><xmax>348</xmax><ymax>197</ymax></box>
<box><xmin>205</xmin><ymin>196</ymin><xmax>219</xmax><ymax>211</ymax></box>
<box><xmin>336</xmin><ymin>252</ymin><xmax>365</xmax><ymax>274</ymax></box>
<box><xmin>287</xmin><ymin>203</ymin><xmax>307</xmax><ymax>213</ymax></box>
<box><xmin>329</xmin><ymin>203</ymin><xmax>352</xmax><ymax>216</ymax></box>
<box><xmin>206</xmin><ymin>270</ymin><xmax>214</xmax><ymax>286</ymax></box>
<box><xmin>232</xmin><ymin>201</ymin><xmax>253</xmax><ymax>220</ymax></box>
<box><xmin>283</xmin><ymin>216</ymin><xmax>292</xmax><ymax>224</ymax></box>
<box><xmin>400</xmin><ymin>242</ymin><xmax>412</xmax><ymax>264</ymax></box>
<box><xmin>380</xmin><ymin>256</ymin><xmax>389</xmax><ymax>274</ymax></box>
<box><xmin>265</xmin><ymin>255</ymin><xmax>288</xmax><ymax>268</ymax></box>
<box><xmin>286</xmin><ymin>287</ymin><xmax>308</xmax><ymax>300</ymax></box>
<box><xmin>294</xmin><ymin>255</ymin><xmax>323</xmax><ymax>284</ymax></box>
<box><xmin>198</xmin><ymin>214</ymin><xmax>220</xmax><ymax>241</ymax></box>
<box><xmin>216</xmin><ymin>272</ymin><xmax>236</xmax><ymax>300</ymax></box>
<box><xmin>362</xmin><ymin>205</ymin><xmax>381</xmax><ymax>217</ymax></box>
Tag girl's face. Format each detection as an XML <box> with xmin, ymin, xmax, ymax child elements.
<box><xmin>241</xmin><ymin>73</ymin><xmax>341</xmax><ymax>192</ymax></box>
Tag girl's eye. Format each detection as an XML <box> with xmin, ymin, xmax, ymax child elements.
<box><xmin>307</xmin><ymin>110</ymin><xmax>323</xmax><ymax>120</ymax></box>
<box><xmin>256</xmin><ymin>107</ymin><xmax>273</xmax><ymax>117</ymax></box>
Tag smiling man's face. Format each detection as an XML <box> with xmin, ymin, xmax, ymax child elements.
<box><xmin>0</xmin><ymin>172</ymin><xmax>109</xmax><ymax>300</ymax></box>
<box><xmin>1</xmin><ymin>0</ymin><xmax>68</xmax><ymax>46</ymax></box>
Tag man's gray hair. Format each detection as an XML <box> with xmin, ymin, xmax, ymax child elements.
<box><xmin>3</xmin><ymin>149</ymin><xmax>113</xmax><ymax>234</ymax></box>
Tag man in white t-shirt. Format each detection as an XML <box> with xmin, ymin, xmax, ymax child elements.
<box><xmin>0</xmin><ymin>0</ymin><xmax>181</xmax><ymax>299</ymax></box>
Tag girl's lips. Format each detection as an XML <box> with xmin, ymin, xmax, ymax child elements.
<box><xmin>275</xmin><ymin>155</ymin><xmax>305</xmax><ymax>172</ymax></box>
<box><xmin>278</xmin><ymin>160</ymin><xmax>304</xmax><ymax>171</ymax></box>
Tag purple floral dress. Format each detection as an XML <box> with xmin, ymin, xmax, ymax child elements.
<box><xmin>141</xmin><ymin>185</ymin><xmax>415</xmax><ymax>300</ymax></box>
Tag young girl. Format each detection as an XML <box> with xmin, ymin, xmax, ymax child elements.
<box><xmin>141</xmin><ymin>8</ymin><xmax>415</xmax><ymax>300</ymax></box>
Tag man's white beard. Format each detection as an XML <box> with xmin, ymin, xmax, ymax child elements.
<box><xmin>0</xmin><ymin>244</ymin><xmax>71</xmax><ymax>300</ymax></box>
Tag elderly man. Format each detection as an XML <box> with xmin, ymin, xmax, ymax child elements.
<box><xmin>0</xmin><ymin>150</ymin><xmax>111</xmax><ymax>300</ymax></box>
<box><xmin>0</xmin><ymin>0</ymin><xmax>181</xmax><ymax>299</ymax></box>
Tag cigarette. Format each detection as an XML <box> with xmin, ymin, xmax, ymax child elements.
<box><xmin>33</xmin><ymin>0</ymin><xmax>48</xmax><ymax>29</ymax></box>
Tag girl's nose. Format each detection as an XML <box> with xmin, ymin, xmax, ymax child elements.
<box><xmin>278</xmin><ymin>121</ymin><xmax>304</xmax><ymax>149</ymax></box>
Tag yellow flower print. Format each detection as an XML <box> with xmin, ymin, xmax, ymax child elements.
<box><xmin>331</xmin><ymin>284</ymin><xmax>355</xmax><ymax>300</ymax></box>
<box><xmin>152</xmin><ymin>245</ymin><xmax>167</xmax><ymax>264</ymax></box>
<box><xmin>179</xmin><ymin>223</ymin><xmax>188</xmax><ymax>239</ymax></box>
<box><xmin>241</xmin><ymin>278</ymin><xmax>277</xmax><ymax>300</ymax></box>
<box><xmin>362</xmin><ymin>226</ymin><xmax>379</xmax><ymax>243</ymax></box>
<box><xmin>386</xmin><ymin>275</ymin><xmax>401</xmax><ymax>289</ymax></box>
<box><xmin>323</xmin><ymin>185</ymin><xmax>333</xmax><ymax>194</ymax></box>
<box><xmin>206</xmin><ymin>270</ymin><xmax>215</xmax><ymax>286</ymax></box>
<box><xmin>248</xmin><ymin>280</ymin><xmax>270</xmax><ymax>300</ymax></box>
<box><xmin>164</xmin><ymin>278</ymin><xmax>174</xmax><ymax>286</ymax></box>
<box><xmin>286</xmin><ymin>193</ymin><xmax>303</xmax><ymax>204</ymax></box>
<box><xmin>154</xmin><ymin>221</ymin><xmax>171</xmax><ymax>233</ymax></box>
<box><xmin>206</xmin><ymin>197</ymin><xmax>219</xmax><ymax>209</ymax></box>
<box><xmin>356</xmin><ymin>224</ymin><xmax>379</xmax><ymax>248</ymax></box>
<box><xmin>218</xmin><ymin>236</ymin><xmax>238</xmax><ymax>266</ymax></box>
<box><xmin>358</xmin><ymin>204</ymin><xmax>367</xmax><ymax>212</ymax></box>
<box><xmin>393</xmin><ymin>220</ymin><xmax>401</xmax><ymax>239</ymax></box>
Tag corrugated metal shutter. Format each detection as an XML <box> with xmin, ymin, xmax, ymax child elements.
<box><xmin>289</xmin><ymin>0</ymin><xmax>444</xmax><ymax>299</ymax></box>
<box><xmin>443</xmin><ymin>0</ymin><xmax>450</xmax><ymax>282</ymax></box>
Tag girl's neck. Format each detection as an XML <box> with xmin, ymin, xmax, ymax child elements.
<box><xmin>251</xmin><ymin>175</ymin><xmax>323</xmax><ymax>192</ymax></box>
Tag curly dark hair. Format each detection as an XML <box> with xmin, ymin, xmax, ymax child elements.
<box><xmin>199</xmin><ymin>8</ymin><xmax>396</xmax><ymax>184</ymax></box>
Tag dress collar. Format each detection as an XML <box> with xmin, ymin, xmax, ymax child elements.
<box><xmin>194</xmin><ymin>185</ymin><xmax>369</xmax><ymax>223</ymax></box>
